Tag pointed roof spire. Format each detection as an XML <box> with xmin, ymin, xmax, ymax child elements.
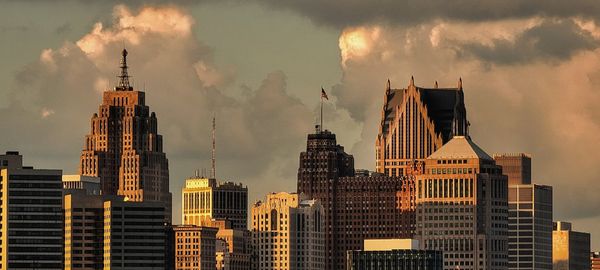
<box><xmin>458</xmin><ymin>77</ymin><xmax>463</xmax><ymax>90</ymax></box>
<box><xmin>434</xmin><ymin>81</ymin><xmax>438</xmax><ymax>88</ymax></box>
<box><xmin>116</xmin><ymin>49</ymin><xmax>132</xmax><ymax>91</ymax></box>
<box><xmin>409</xmin><ymin>76</ymin><xmax>415</xmax><ymax>86</ymax></box>
<box><xmin>386</xmin><ymin>79</ymin><xmax>391</xmax><ymax>90</ymax></box>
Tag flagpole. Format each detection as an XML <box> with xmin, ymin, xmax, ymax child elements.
<box><xmin>320</xmin><ymin>89</ymin><xmax>323</xmax><ymax>132</ymax></box>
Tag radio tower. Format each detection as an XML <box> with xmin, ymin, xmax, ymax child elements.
<box><xmin>211</xmin><ymin>116</ymin><xmax>216</xmax><ymax>179</ymax></box>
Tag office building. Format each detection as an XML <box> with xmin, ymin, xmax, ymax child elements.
<box><xmin>182</xmin><ymin>177</ymin><xmax>248</xmax><ymax>230</ymax></box>
<box><xmin>215</xmin><ymin>228</ymin><xmax>252</xmax><ymax>270</ymax></box>
<box><xmin>508</xmin><ymin>184</ymin><xmax>553</xmax><ymax>269</ymax></box>
<box><xmin>347</xmin><ymin>239</ymin><xmax>443</xmax><ymax>270</ymax></box>
<box><xmin>0</xmin><ymin>151</ymin><xmax>63</xmax><ymax>270</ymax></box>
<box><xmin>375</xmin><ymin>77</ymin><xmax>468</xmax><ymax>176</ymax></box>
<box><xmin>64</xmin><ymin>192</ymin><xmax>167</xmax><ymax>270</ymax></box>
<box><xmin>79</xmin><ymin>49</ymin><xmax>172</xmax><ymax>221</ymax></box>
<box><xmin>552</xmin><ymin>221</ymin><xmax>590</xmax><ymax>270</ymax></box>
<box><xmin>64</xmin><ymin>192</ymin><xmax>104</xmax><ymax>270</ymax></box>
<box><xmin>251</xmin><ymin>192</ymin><xmax>324</xmax><ymax>270</ymax></box>
<box><xmin>63</xmin><ymin>174</ymin><xmax>101</xmax><ymax>195</ymax></box>
<box><xmin>173</xmin><ymin>225</ymin><xmax>218</xmax><ymax>270</ymax></box>
<box><xmin>494</xmin><ymin>153</ymin><xmax>532</xmax><ymax>185</ymax></box>
<box><xmin>415</xmin><ymin>136</ymin><xmax>509</xmax><ymax>270</ymax></box>
<box><xmin>297</xmin><ymin>128</ymin><xmax>416</xmax><ymax>270</ymax></box>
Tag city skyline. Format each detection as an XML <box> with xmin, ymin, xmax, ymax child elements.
<box><xmin>2</xmin><ymin>0</ymin><xmax>600</xmax><ymax>253</ymax></box>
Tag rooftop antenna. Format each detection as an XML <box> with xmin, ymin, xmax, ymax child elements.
<box><xmin>116</xmin><ymin>49</ymin><xmax>132</xmax><ymax>91</ymax></box>
<box><xmin>211</xmin><ymin>115</ymin><xmax>216</xmax><ymax>179</ymax></box>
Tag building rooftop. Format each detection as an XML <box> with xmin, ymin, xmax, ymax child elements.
<box><xmin>427</xmin><ymin>136</ymin><xmax>493</xmax><ymax>160</ymax></box>
<box><xmin>363</xmin><ymin>239</ymin><xmax>420</xmax><ymax>251</ymax></box>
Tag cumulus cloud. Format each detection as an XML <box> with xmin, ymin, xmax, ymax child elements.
<box><xmin>1</xmin><ymin>4</ymin><xmax>313</xmax><ymax>223</ymax></box>
<box><xmin>328</xmin><ymin>20</ymin><xmax>600</xmax><ymax>246</ymax></box>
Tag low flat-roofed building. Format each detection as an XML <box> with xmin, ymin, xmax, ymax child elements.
<box><xmin>347</xmin><ymin>239</ymin><xmax>443</xmax><ymax>270</ymax></box>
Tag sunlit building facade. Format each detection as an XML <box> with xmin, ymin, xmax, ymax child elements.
<box><xmin>376</xmin><ymin>78</ymin><xmax>468</xmax><ymax>176</ymax></box>
<box><xmin>415</xmin><ymin>136</ymin><xmax>509</xmax><ymax>270</ymax></box>
<box><xmin>79</xmin><ymin>49</ymin><xmax>172</xmax><ymax>221</ymax></box>
<box><xmin>251</xmin><ymin>192</ymin><xmax>324</xmax><ymax>270</ymax></box>
<box><xmin>552</xmin><ymin>221</ymin><xmax>590</xmax><ymax>270</ymax></box>
<box><xmin>182</xmin><ymin>177</ymin><xmax>248</xmax><ymax>230</ymax></box>
<box><xmin>173</xmin><ymin>225</ymin><xmax>217</xmax><ymax>270</ymax></box>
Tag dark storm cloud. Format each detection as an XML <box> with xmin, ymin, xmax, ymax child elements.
<box><xmin>457</xmin><ymin>19</ymin><xmax>599</xmax><ymax>64</ymax></box>
<box><xmin>255</xmin><ymin>0</ymin><xmax>600</xmax><ymax>27</ymax></box>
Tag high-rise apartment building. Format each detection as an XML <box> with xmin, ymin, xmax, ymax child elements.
<box><xmin>375</xmin><ymin>78</ymin><xmax>468</xmax><ymax>176</ymax></box>
<box><xmin>173</xmin><ymin>225</ymin><xmax>218</xmax><ymax>270</ymax></box>
<box><xmin>0</xmin><ymin>151</ymin><xmax>64</xmax><ymax>270</ymax></box>
<box><xmin>251</xmin><ymin>192</ymin><xmax>324</xmax><ymax>270</ymax></box>
<box><xmin>552</xmin><ymin>221</ymin><xmax>590</xmax><ymax>270</ymax></box>
<box><xmin>508</xmin><ymin>184</ymin><xmax>553</xmax><ymax>270</ymax></box>
<box><xmin>347</xmin><ymin>239</ymin><xmax>443</xmax><ymax>270</ymax></box>
<box><xmin>297</xmin><ymin>128</ymin><xmax>415</xmax><ymax>270</ymax></box>
<box><xmin>494</xmin><ymin>153</ymin><xmax>532</xmax><ymax>185</ymax></box>
<box><xmin>182</xmin><ymin>177</ymin><xmax>248</xmax><ymax>230</ymax></box>
<box><xmin>415</xmin><ymin>136</ymin><xmax>509</xmax><ymax>270</ymax></box>
<box><xmin>79</xmin><ymin>49</ymin><xmax>172</xmax><ymax>221</ymax></box>
<box><xmin>64</xmin><ymin>192</ymin><xmax>167</xmax><ymax>270</ymax></box>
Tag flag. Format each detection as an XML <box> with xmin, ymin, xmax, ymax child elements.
<box><xmin>321</xmin><ymin>88</ymin><xmax>329</xmax><ymax>100</ymax></box>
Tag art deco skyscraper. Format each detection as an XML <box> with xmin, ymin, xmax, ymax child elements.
<box><xmin>376</xmin><ymin>78</ymin><xmax>468</xmax><ymax>176</ymax></box>
<box><xmin>79</xmin><ymin>49</ymin><xmax>172</xmax><ymax>221</ymax></box>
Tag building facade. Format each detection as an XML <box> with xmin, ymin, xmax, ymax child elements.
<box><xmin>297</xmin><ymin>128</ymin><xmax>416</xmax><ymax>270</ymax></box>
<box><xmin>173</xmin><ymin>225</ymin><xmax>218</xmax><ymax>270</ymax></box>
<box><xmin>0</xmin><ymin>151</ymin><xmax>64</xmax><ymax>270</ymax></box>
<box><xmin>415</xmin><ymin>136</ymin><xmax>509</xmax><ymax>270</ymax></box>
<box><xmin>251</xmin><ymin>192</ymin><xmax>324</xmax><ymax>270</ymax></box>
<box><xmin>347</xmin><ymin>239</ymin><xmax>443</xmax><ymax>270</ymax></box>
<box><xmin>63</xmin><ymin>174</ymin><xmax>101</xmax><ymax>195</ymax></box>
<box><xmin>64</xmin><ymin>192</ymin><xmax>104</xmax><ymax>270</ymax></box>
<box><xmin>182</xmin><ymin>177</ymin><xmax>248</xmax><ymax>230</ymax></box>
<box><xmin>591</xmin><ymin>252</ymin><xmax>600</xmax><ymax>270</ymax></box>
<box><xmin>493</xmin><ymin>153</ymin><xmax>532</xmax><ymax>185</ymax></box>
<box><xmin>215</xmin><ymin>228</ymin><xmax>252</xmax><ymax>270</ymax></box>
<box><xmin>508</xmin><ymin>184</ymin><xmax>553</xmax><ymax>270</ymax></box>
<box><xmin>79</xmin><ymin>49</ymin><xmax>172</xmax><ymax>221</ymax></box>
<box><xmin>552</xmin><ymin>221</ymin><xmax>590</xmax><ymax>270</ymax></box>
<box><xmin>375</xmin><ymin>78</ymin><xmax>468</xmax><ymax>176</ymax></box>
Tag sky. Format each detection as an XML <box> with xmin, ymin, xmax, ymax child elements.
<box><xmin>1</xmin><ymin>0</ymin><xmax>600</xmax><ymax>248</ymax></box>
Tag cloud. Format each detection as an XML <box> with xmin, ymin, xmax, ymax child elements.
<box><xmin>254</xmin><ymin>0</ymin><xmax>600</xmax><ymax>28</ymax></box>
<box><xmin>1</xmin><ymin>4</ymin><xmax>313</xmax><ymax>223</ymax></box>
<box><xmin>328</xmin><ymin>21</ymin><xmax>600</xmax><ymax>245</ymax></box>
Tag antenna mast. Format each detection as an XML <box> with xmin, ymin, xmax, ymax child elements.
<box><xmin>116</xmin><ymin>49</ymin><xmax>132</xmax><ymax>91</ymax></box>
<box><xmin>211</xmin><ymin>116</ymin><xmax>216</xmax><ymax>179</ymax></box>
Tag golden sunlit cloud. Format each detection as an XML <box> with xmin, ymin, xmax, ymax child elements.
<box><xmin>339</xmin><ymin>26</ymin><xmax>381</xmax><ymax>68</ymax></box>
<box><xmin>76</xmin><ymin>5</ymin><xmax>193</xmax><ymax>57</ymax></box>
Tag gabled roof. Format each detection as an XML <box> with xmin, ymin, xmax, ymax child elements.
<box><xmin>427</xmin><ymin>136</ymin><xmax>493</xmax><ymax>160</ymax></box>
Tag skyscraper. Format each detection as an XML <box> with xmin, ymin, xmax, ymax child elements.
<box><xmin>182</xmin><ymin>177</ymin><xmax>248</xmax><ymax>230</ymax></box>
<box><xmin>64</xmin><ymin>193</ymin><xmax>167</xmax><ymax>270</ymax></box>
<box><xmin>414</xmin><ymin>136</ymin><xmax>509</xmax><ymax>270</ymax></box>
<box><xmin>0</xmin><ymin>151</ymin><xmax>64</xmax><ymax>270</ymax></box>
<box><xmin>552</xmin><ymin>221</ymin><xmax>590</xmax><ymax>270</ymax></box>
<box><xmin>297</xmin><ymin>128</ymin><xmax>415</xmax><ymax>270</ymax></box>
<box><xmin>79</xmin><ymin>49</ymin><xmax>172</xmax><ymax>221</ymax></box>
<box><xmin>347</xmin><ymin>239</ymin><xmax>443</xmax><ymax>270</ymax></box>
<box><xmin>251</xmin><ymin>192</ymin><xmax>324</xmax><ymax>270</ymax></box>
<box><xmin>376</xmin><ymin>78</ymin><xmax>468</xmax><ymax>176</ymax></box>
<box><xmin>508</xmin><ymin>184</ymin><xmax>553</xmax><ymax>269</ymax></box>
<box><xmin>494</xmin><ymin>153</ymin><xmax>532</xmax><ymax>185</ymax></box>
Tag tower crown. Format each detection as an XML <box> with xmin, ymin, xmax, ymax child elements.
<box><xmin>115</xmin><ymin>49</ymin><xmax>133</xmax><ymax>91</ymax></box>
